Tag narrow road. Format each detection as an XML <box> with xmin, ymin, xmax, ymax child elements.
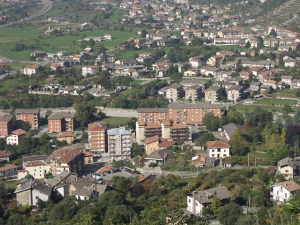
<box><xmin>0</xmin><ymin>0</ymin><xmax>53</xmax><ymax>28</ymax></box>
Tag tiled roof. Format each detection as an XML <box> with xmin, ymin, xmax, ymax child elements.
<box><xmin>58</xmin><ymin>132</ymin><xmax>74</xmax><ymax>138</ymax></box>
<box><xmin>275</xmin><ymin>181</ymin><xmax>300</xmax><ymax>192</ymax></box>
<box><xmin>48</xmin><ymin>144</ymin><xmax>84</xmax><ymax>164</ymax></box>
<box><xmin>88</xmin><ymin>122</ymin><xmax>106</xmax><ymax>131</ymax></box>
<box><xmin>0</xmin><ymin>164</ymin><xmax>18</xmax><ymax>172</ymax></box>
<box><xmin>96</xmin><ymin>165</ymin><xmax>113</xmax><ymax>174</ymax></box>
<box><xmin>138</xmin><ymin>108</ymin><xmax>168</xmax><ymax>113</ymax></box>
<box><xmin>15</xmin><ymin>108</ymin><xmax>39</xmax><ymax>114</ymax></box>
<box><xmin>207</xmin><ymin>141</ymin><xmax>230</xmax><ymax>148</ymax></box>
<box><xmin>144</xmin><ymin>135</ymin><xmax>160</xmax><ymax>144</ymax></box>
<box><xmin>11</xmin><ymin>129</ymin><xmax>27</xmax><ymax>136</ymax></box>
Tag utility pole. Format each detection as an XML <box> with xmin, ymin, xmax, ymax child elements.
<box><xmin>248</xmin><ymin>153</ymin><xmax>250</xmax><ymax>167</ymax></box>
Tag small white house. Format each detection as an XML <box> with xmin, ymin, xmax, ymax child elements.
<box><xmin>23</xmin><ymin>65</ymin><xmax>39</xmax><ymax>76</ymax></box>
<box><xmin>82</xmin><ymin>66</ymin><xmax>98</xmax><ymax>77</ymax></box>
<box><xmin>207</xmin><ymin>141</ymin><xmax>230</xmax><ymax>159</ymax></box>
<box><xmin>271</xmin><ymin>181</ymin><xmax>300</xmax><ymax>203</ymax></box>
<box><xmin>189</xmin><ymin>56</ymin><xmax>203</xmax><ymax>69</ymax></box>
<box><xmin>6</xmin><ymin>129</ymin><xmax>26</xmax><ymax>146</ymax></box>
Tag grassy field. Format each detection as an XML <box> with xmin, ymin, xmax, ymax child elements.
<box><xmin>0</xmin><ymin>26</ymin><xmax>136</xmax><ymax>61</ymax></box>
<box><xmin>272</xmin><ymin>89</ymin><xmax>300</xmax><ymax>98</ymax></box>
<box><xmin>255</xmin><ymin>98</ymin><xmax>297</xmax><ymax>106</ymax></box>
<box><xmin>102</xmin><ymin>117</ymin><xmax>134</xmax><ymax>127</ymax></box>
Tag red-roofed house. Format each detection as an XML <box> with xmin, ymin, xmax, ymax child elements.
<box><xmin>24</xmin><ymin>161</ymin><xmax>51</xmax><ymax>179</ymax></box>
<box><xmin>144</xmin><ymin>136</ymin><xmax>174</xmax><ymax>155</ymax></box>
<box><xmin>47</xmin><ymin>144</ymin><xmax>84</xmax><ymax>176</ymax></box>
<box><xmin>6</xmin><ymin>129</ymin><xmax>27</xmax><ymax>145</ymax></box>
<box><xmin>271</xmin><ymin>181</ymin><xmax>300</xmax><ymax>203</ymax></box>
<box><xmin>23</xmin><ymin>65</ymin><xmax>39</xmax><ymax>76</ymax></box>
<box><xmin>207</xmin><ymin>141</ymin><xmax>230</xmax><ymax>158</ymax></box>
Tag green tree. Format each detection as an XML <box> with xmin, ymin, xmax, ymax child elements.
<box><xmin>217</xmin><ymin>202</ymin><xmax>242</xmax><ymax>225</ymax></box>
<box><xmin>75</xmin><ymin>102</ymin><xmax>97</xmax><ymax>127</ymax></box>
<box><xmin>203</xmin><ymin>113</ymin><xmax>221</xmax><ymax>131</ymax></box>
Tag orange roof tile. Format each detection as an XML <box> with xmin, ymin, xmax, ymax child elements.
<box><xmin>207</xmin><ymin>141</ymin><xmax>230</xmax><ymax>148</ymax></box>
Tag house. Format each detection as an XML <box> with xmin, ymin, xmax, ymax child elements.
<box><xmin>23</xmin><ymin>65</ymin><xmax>39</xmax><ymax>76</ymax></box>
<box><xmin>82</xmin><ymin>66</ymin><xmax>98</xmax><ymax>77</ymax></box>
<box><xmin>283</xmin><ymin>57</ymin><xmax>297</xmax><ymax>68</ymax></box>
<box><xmin>277</xmin><ymin>157</ymin><xmax>300</xmax><ymax>180</ymax></box>
<box><xmin>23</xmin><ymin>161</ymin><xmax>51</xmax><ymax>179</ymax></box>
<box><xmin>15</xmin><ymin>178</ymin><xmax>52</xmax><ymax>207</ymax></box>
<box><xmin>45</xmin><ymin>171</ymin><xmax>78</xmax><ymax>197</ymax></box>
<box><xmin>69</xmin><ymin>177</ymin><xmax>107</xmax><ymax>200</ymax></box>
<box><xmin>207</xmin><ymin>141</ymin><xmax>230</xmax><ymax>159</ymax></box>
<box><xmin>0</xmin><ymin>112</ymin><xmax>13</xmax><ymax>138</ymax></box>
<box><xmin>47</xmin><ymin>144</ymin><xmax>84</xmax><ymax>176</ymax></box>
<box><xmin>144</xmin><ymin>136</ymin><xmax>160</xmax><ymax>155</ymax></box>
<box><xmin>48</xmin><ymin>111</ymin><xmax>74</xmax><ymax>133</ymax></box>
<box><xmin>0</xmin><ymin>150</ymin><xmax>12</xmax><ymax>162</ymax></box>
<box><xmin>0</xmin><ymin>164</ymin><xmax>18</xmax><ymax>178</ymax></box>
<box><xmin>187</xmin><ymin>186</ymin><xmax>231</xmax><ymax>216</ymax></box>
<box><xmin>144</xmin><ymin>149</ymin><xmax>174</xmax><ymax>166</ymax></box>
<box><xmin>6</xmin><ymin>129</ymin><xmax>27</xmax><ymax>146</ymax></box>
<box><xmin>205</xmin><ymin>88</ymin><xmax>218</xmax><ymax>103</ymax></box>
<box><xmin>271</xmin><ymin>181</ymin><xmax>300</xmax><ymax>203</ymax></box>
<box><xmin>227</xmin><ymin>86</ymin><xmax>240</xmax><ymax>103</ymax></box>
<box><xmin>189</xmin><ymin>56</ymin><xmax>204</xmax><ymax>68</ymax></box>
<box><xmin>191</xmin><ymin>155</ymin><xmax>216</xmax><ymax>168</ymax></box>
<box><xmin>15</xmin><ymin>109</ymin><xmax>39</xmax><ymax>129</ymax></box>
<box><xmin>107</xmin><ymin>127</ymin><xmax>132</xmax><ymax>161</ymax></box>
<box><xmin>281</xmin><ymin>76</ymin><xmax>293</xmax><ymax>86</ymax></box>
<box><xmin>57</xmin><ymin>132</ymin><xmax>75</xmax><ymax>144</ymax></box>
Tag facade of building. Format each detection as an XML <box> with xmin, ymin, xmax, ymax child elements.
<box><xmin>48</xmin><ymin>111</ymin><xmax>74</xmax><ymax>133</ymax></box>
<box><xmin>15</xmin><ymin>179</ymin><xmax>52</xmax><ymax>207</ymax></box>
<box><xmin>107</xmin><ymin>127</ymin><xmax>132</xmax><ymax>161</ymax></box>
<box><xmin>271</xmin><ymin>181</ymin><xmax>300</xmax><ymax>203</ymax></box>
<box><xmin>0</xmin><ymin>164</ymin><xmax>18</xmax><ymax>178</ymax></box>
<box><xmin>136</xmin><ymin>103</ymin><xmax>221</xmax><ymax>144</ymax></box>
<box><xmin>0</xmin><ymin>112</ymin><xmax>13</xmax><ymax>138</ymax></box>
<box><xmin>277</xmin><ymin>157</ymin><xmax>300</xmax><ymax>180</ymax></box>
<box><xmin>15</xmin><ymin>109</ymin><xmax>40</xmax><ymax>129</ymax></box>
<box><xmin>204</xmin><ymin>88</ymin><xmax>218</xmax><ymax>103</ymax></box>
<box><xmin>207</xmin><ymin>141</ymin><xmax>230</xmax><ymax>159</ymax></box>
<box><xmin>88</xmin><ymin>122</ymin><xmax>107</xmax><ymax>153</ymax></box>
<box><xmin>24</xmin><ymin>161</ymin><xmax>51</xmax><ymax>179</ymax></box>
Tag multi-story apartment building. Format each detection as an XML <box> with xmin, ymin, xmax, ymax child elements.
<box><xmin>107</xmin><ymin>127</ymin><xmax>132</xmax><ymax>160</ymax></box>
<box><xmin>88</xmin><ymin>122</ymin><xmax>107</xmax><ymax>153</ymax></box>
<box><xmin>48</xmin><ymin>112</ymin><xmax>74</xmax><ymax>133</ymax></box>
<box><xmin>136</xmin><ymin>103</ymin><xmax>221</xmax><ymax>144</ymax></box>
<box><xmin>0</xmin><ymin>112</ymin><xmax>13</xmax><ymax>138</ymax></box>
<box><xmin>138</xmin><ymin>103</ymin><xmax>221</xmax><ymax>126</ymax></box>
<box><xmin>15</xmin><ymin>109</ymin><xmax>39</xmax><ymax>129</ymax></box>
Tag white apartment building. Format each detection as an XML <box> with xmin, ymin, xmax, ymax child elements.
<box><xmin>107</xmin><ymin>127</ymin><xmax>132</xmax><ymax>161</ymax></box>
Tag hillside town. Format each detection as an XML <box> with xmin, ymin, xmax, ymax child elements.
<box><xmin>0</xmin><ymin>0</ymin><xmax>300</xmax><ymax>224</ymax></box>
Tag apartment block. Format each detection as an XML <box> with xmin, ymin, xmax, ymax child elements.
<box><xmin>107</xmin><ymin>127</ymin><xmax>132</xmax><ymax>160</ymax></box>
<box><xmin>88</xmin><ymin>122</ymin><xmax>107</xmax><ymax>153</ymax></box>
<box><xmin>15</xmin><ymin>109</ymin><xmax>39</xmax><ymax>129</ymax></box>
<box><xmin>48</xmin><ymin>111</ymin><xmax>74</xmax><ymax>133</ymax></box>
<box><xmin>0</xmin><ymin>112</ymin><xmax>13</xmax><ymax>138</ymax></box>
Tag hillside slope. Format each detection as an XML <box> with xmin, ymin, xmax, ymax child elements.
<box><xmin>258</xmin><ymin>0</ymin><xmax>300</xmax><ymax>31</ymax></box>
